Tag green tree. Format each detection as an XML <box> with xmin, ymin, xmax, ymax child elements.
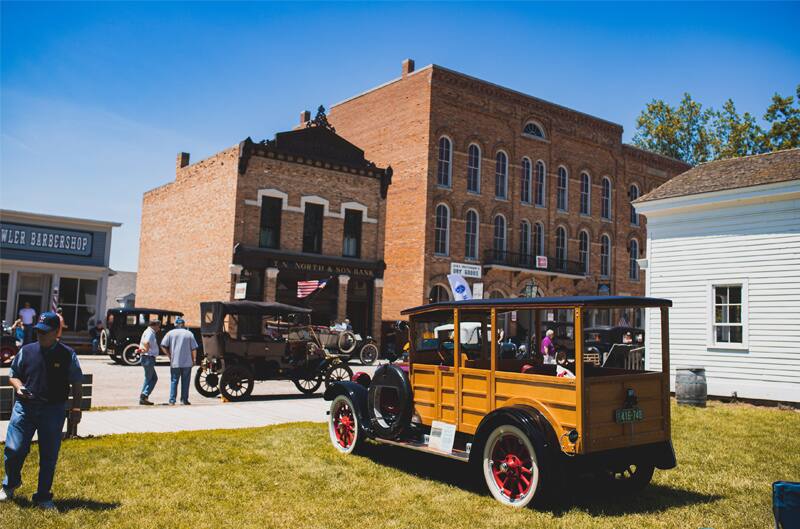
<box><xmin>763</xmin><ymin>84</ymin><xmax>800</xmax><ymax>151</ymax></box>
<box><xmin>632</xmin><ymin>93</ymin><xmax>714</xmax><ymax>165</ymax></box>
<box><xmin>709</xmin><ymin>99</ymin><xmax>767</xmax><ymax>160</ymax></box>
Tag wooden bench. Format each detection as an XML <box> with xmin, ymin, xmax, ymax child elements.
<box><xmin>1</xmin><ymin>374</ymin><xmax>93</xmax><ymax>438</ymax></box>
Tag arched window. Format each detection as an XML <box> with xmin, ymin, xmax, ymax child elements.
<box><xmin>523</xmin><ymin>122</ymin><xmax>545</xmax><ymax>139</ymax></box>
<box><xmin>579</xmin><ymin>230</ymin><xmax>589</xmax><ymax>274</ymax></box>
<box><xmin>465</xmin><ymin>209</ymin><xmax>479</xmax><ymax>260</ymax></box>
<box><xmin>519</xmin><ymin>220</ymin><xmax>531</xmax><ymax>264</ymax></box>
<box><xmin>629</xmin><ymin>239</ymin><xmax>640</xmax><ymax>280</ymax></box>
<box><xmin>555</xmin><ymin>226</ymin><xmax>567</xmax><ymax>268</ymax></box>
<box><xmin>602</xmin><ymin>177</ymin><xmax>612</xmax><ymax>219</ymax></box>
<box><xmin>436</xmin><ymin>137</ymin><xmax>452</xmax><ymax>187</ymax></box>
<box><xmin>495</xmin><ymin>151</ymin><xmax>508</xmax><ymax>199</ymax></box>
<box><xmin>434</xmin><ymin>204</ymin><xmax>449</xmax><ymax>256</ymax></box>
<box><xmin>467</xmin><ymin>144</ymin><xmax>481</xmax><ymax>193</ymax></box>
<box><xmin>429</xmin><ymin>284</ymin><xmax>450</xmax><ymax>303</ymax></box>
<box><xmin>521</xmin><ymin>158</ymin><xmax>532</xmax><ymax>204</ymax></box>
<box><xmin>535</xmin><ymin>161</ymin><xmax>546</xmax><ymax>206</ymax></box>
<box><xmin>600</xmin><ymin>234</ymin><xmax>611</xmax><ymax>277</ymax></box>
<box><xmin>534</xmin><ymin>222</ymin><xmax>544</xmax><ymax>256</ymax></box>
<box><xmin>580</xmin><ymin>172</ymin><xmax>591</xmax><ymax>215</ymax></box>
<box><xmin>630</xmin><ymin>184</ymin><xmax>640</xmax><ymax>225</ymax></box>
<box><xmin>557</xmin><ymin>166</ymin><xmax>568</xmax><ymax>211</ymax></box>
<box><xmin>493</xmin><ymin>214</ymin><xmax>506</xmax><ymax>259</ymax></box>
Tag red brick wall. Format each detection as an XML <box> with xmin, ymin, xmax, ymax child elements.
<box><xmin>136</xmin><ymin>147</ymin><xmax>240</xmax><ymax>325</ymax></box>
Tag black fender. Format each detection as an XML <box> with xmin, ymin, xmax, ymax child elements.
<box><xmin>471</xmin><ymin>405</ymin><xmax>560</xmax><ymax>477</ymax></box>
<box><xmin>650</xmin><ymin>440</ymin><xmax>677</xmax><ymax>470</ymax></box>
<box><xmin>324</xmin><ymin>381</ymin><xmax>371</xmax><ymax>436</ymax></box>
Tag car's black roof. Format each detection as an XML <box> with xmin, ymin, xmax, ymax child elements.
<box><xmin>401</xmin><ymin>296</ymin><xmax>672</xmax><ymax>315</ymax></box>
<box><xmin>107</xmin><ymin>307</ymin><xmax>183</xmax><ymax>316</ymax></box>
<box><xmin>200</xmin><ymin>300</ymin><xmax>312</xmax><ymax>316</ymax></box>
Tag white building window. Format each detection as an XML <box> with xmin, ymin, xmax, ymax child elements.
<box><xmin>467</xmin><ymin>144</ymin><xmax>481</xmax><ymax>193</ymax></box>
<box><xmin>600</xmin><ymin>234</ymin><xmax>611</xmax><ymax>277</ymax></box>
<box><xmin>429</xmin><ymin>284</ymin><xmax>451</xmax><ymax>303</ymax></box>
<box><xmin>535</xmin><ymin>161</ymin><xmax>546</xmax><ymax>206</ymax></box>
<box><xmin>579</xmin><ymin>230</ymin><xmax>589</xmax><ymax>274</ymax></box>
<box><xmin>493</xmin><ymin>214</ymin><xmax>506</xmax><ymax>258</ymax></box>
<box><xmin>495</xmin><ymin>152</ymin><xmax>508</xmax><ymax>199</ymax></box>
<box><xmin>436</xmin><ymin>136</ymin><xmax>452</xmax><ymax>187</ymax></box>
<box><xmin>521</xmin><ymin>158</ymin><xmax>532</xmax><ymax>204</ymax></box>
<box><xmin>465</xmin><ymin>209</ymin><xmax>479</xmax><ymax>260</ymax></box>
<box><xmin>629</xmin><ymin>239</ymin><xmax>640</xmax><ymax>280</ymax></box>
<box><xmin>630</xmin><ymin>184</ymin><xmax>640</xmax><ymax>225</ymax></box>
<box><xmin>555</xmin><ymin>226</ymin><xmax>567</xmax><ymax>268</ymax></box>
<box><xmin>709</xmin><ymin>282</ymin><xmax>748</xmax><ymax>348</ymax></box>
<box><xmin>523</xmin><ymin>122</ymin><xmax>545</xmax><ymax>139</ymax></box>
<box><xmin>534</xmin><ymin>222</ymin><xmax>544</xmax><ymax>256</ymax></box>
<box><xmin>557</xmin><ymin>166</ymin><xmax>568</xmax><ymax>211</ymax></box>
<box><xmin>434</xmin><ymin>203</ymin><xmax>449</xmax><ymax>256</ymax></box>
<box><xmin>520</xmin><ymin>220</ymin><xmax>531</xmax><ymax>263</ymax></box>
<box><xmin>602</xmin><ymin>177</ymin><xmax>612</xmax><ymax>219</ymax></box>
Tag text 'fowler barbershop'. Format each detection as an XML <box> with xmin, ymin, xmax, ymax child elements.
<box><xmin>0</xmin><ymin>209</ymin><xmax>120</xmax><ymax>343</ymax></box>
<box><xmin>135</xmin><ymin>107</ymin><xmax>391</xmax><ymax>340</ymax></box>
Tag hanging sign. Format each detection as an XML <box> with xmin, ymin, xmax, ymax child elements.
<box><xmin>234</xmin><ymin>282</ymin><xmax>248</xmax><ymax>300</ymax></box>
<box><xmin>0</xmin><ymin>222</ymin><xmax>93</xmax><ymax>257</ymax></box>
<box><xmin>450</xmin><ymin>262</ymin><xmax>482</xmax><ymax>279</ymax></box>
<box><xmin>473</xmin><ymin>282</ymin><xmax>484</xmax><ymax>299</ymax></box>
<box><xmin>535</xmin><ymin>256</ymin><xmax>548</xmax><ymax>269</ymax></box>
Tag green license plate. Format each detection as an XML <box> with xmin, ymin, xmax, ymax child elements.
<box><xmin>615</xmin><ymin>407</ymin><xmax>644</xmax><ymax>423</ymax></box>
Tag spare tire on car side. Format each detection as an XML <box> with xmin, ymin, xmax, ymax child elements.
<box><xmin>367</xmin><ymin>364</ymin><xmax>412</xmax><ymax>439</ymax></box>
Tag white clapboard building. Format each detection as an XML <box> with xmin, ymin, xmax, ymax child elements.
<box><xmin>634</xmin><ymin>148</ymin><xmax>800</xmax><ymax>403</ymax></box>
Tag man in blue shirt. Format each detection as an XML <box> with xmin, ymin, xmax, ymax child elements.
<box><xmin>1</xmin><ymin>312</ymin><xmax>83</xmax><ymax>510</ymax></box>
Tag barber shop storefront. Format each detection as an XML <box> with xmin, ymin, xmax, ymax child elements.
<box><xmin>0</xmin><ymin>209</ymin><xmax>120</xmax><ymax>346</ymax></box>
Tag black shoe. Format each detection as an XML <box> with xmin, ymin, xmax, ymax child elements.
<box><xmin>181</xmin><ymin>401</ymin><xmax>191</xmax><ymax>405</ymax></box>
<box><xmin>139</xmin><ymin>396</ymin><xmax>154</xmax><ymax>406</ymax></box>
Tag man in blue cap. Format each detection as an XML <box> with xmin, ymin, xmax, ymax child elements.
<box><xmin>1</xmin><ymin>311</ymin><xmax>83</xmax><ymax>510</ymax></box>
<box><xmin>160</xmin><ymin>317</ymin><xmax>198</xmax><ymax>405</ymax></box>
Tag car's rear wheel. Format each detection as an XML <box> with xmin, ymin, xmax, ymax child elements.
<box><xmin>324</xmin><ymin>362</ymin><xmax>353</xmax><ymax>390</ymax></box>
<box><xmin>121</xmin><ymin>344</ymin><xmax>142</xmax><ymax>366</ymax></box>
<box><xmin>359</xmin><ymin>343</ymin><xmax>379</xmax><ymax>365</ymax></box>
<box><xmin>219</xmin><ymin>364</ymin><xmax>254</xmax><ymax>401</ymax></box>
<box><xmin>482</xmin><ymin>424</ymin><xmax>542</xmax><ymax>508</ymax></box>
<box><xmin>194</xmin><ymin>367</ymin><xmax>220</xmax><ymax>398</ymax></box>
<box><xmin>328</xmin><ymin>394</ymin><xmax>363</xmax><ymax>454</ymax></box>
<box><xmin>337</xmin><ymin>331</ymin><xmax>357</xmax><ymax>354</ymax></box>
<box><xmin>99</xmin><ymin>329</ymin><xmax>110</xmax><ymax>353</ymax></box>
<box><xmin>292</xmin><ymin>370</ymin><xmax>323</xmax><ymax>395</ymax></box>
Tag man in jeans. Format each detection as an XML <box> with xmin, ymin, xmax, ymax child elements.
<box><xmin>18</xmin><ymin>302</ymin><xmax>37</xmax><ymax>345</ymax></box>
<box><xmin>1</xmin><ymin>312</ymin><xmax>83</xmax><ymax>509</ymax></box>
<box><xmin>160</xmin><ymin>317</ymin><xmax>198</xmax><ymax>405</ymax></box>
<box><xmin>137</xmin><ymin>319</ymin><xmax>160</xmax><ymax>405</ymax></box>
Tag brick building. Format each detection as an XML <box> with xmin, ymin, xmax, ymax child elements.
<box><xmin>136</xmin><ymin>109</ymin><xmax>391</xmax><ymax>339</ymax></box>
<box><xmin>328</xmin><ymin>59</ymin><xmax>691</xmax><ymax>324</ymax></box>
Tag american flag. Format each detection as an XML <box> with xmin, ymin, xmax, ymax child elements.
<box><xmin>297</xmin><ymin>279</ymin><xmax>329</xmax><ymax>298</ymax></box>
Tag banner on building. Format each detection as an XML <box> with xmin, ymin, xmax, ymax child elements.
<box><xmin>447</xmin><ymin>274</ymin><xmax>472</xmax><ymax>301</ymax></box>
<box><xmin>234</xmin><ymin>282</ymin><xmax>247</xmax><ymax>300</ymax></box>
<box><xmin>473</xmin><ymin>282</ymin><xmax>484</xmax><ymax>299</ymax></box>
<box><xmin>450</xmin><ymin>262</ymin><xmax>482</xmax><ymax>279</ymax></box>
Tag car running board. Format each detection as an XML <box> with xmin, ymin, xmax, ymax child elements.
<box><xmin>372</xmin><ymin>436</ymin><xmax>471</xmax><ymax>463</ymax></box>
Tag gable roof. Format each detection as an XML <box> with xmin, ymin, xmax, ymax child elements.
<box><xmin>636</xmin><ymin>148</ymin><xmax>800</xmax><ymax>203</ymax></box>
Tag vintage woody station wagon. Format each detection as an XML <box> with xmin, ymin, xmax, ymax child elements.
<box><xmin>325</xmin><ymin>296</ymin><xmax>676</xmax><ymax>508</ymax></box>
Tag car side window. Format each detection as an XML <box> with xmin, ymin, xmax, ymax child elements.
<box><xmin>411</xmin><ymin>310</ymin><xmax>454</xmax><ymax>366</ymax></box>
<box><xmin>458</xmin><ymin>310</ymin><xmax>490</xmax><ymax>370</ymax></box>
<box><xmin>126</xmin><ymin>314</ymin><xmax>137</xmax><ymax>326</ymax></box>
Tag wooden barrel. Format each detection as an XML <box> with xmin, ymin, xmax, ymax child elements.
<box><xmin>676</xmin><ymin>367</ymin><xmax>707</xmax><ymax>407</ymax></box>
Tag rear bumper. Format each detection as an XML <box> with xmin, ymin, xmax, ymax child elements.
<box><xmin>580</xmin><ymin>441</ymin><xmax>677</xmax><ymax>470</ymax></box>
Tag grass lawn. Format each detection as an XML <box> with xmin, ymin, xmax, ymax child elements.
<box><xmin>1</xmin><ymin>400</ymin><xmax>798</xmax><ymax>529</ymax></box>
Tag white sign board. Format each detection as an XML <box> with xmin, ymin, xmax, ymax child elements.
<box><xmin>473</xmin><ymin>282</ymin><xmax>484</xmax><ymax>299</ymax></box>
<box><xmin>450</xmin><ymin>262</ymin><xmax>482</xmax><ymax>279</ymax></box>
<box><xmin>428</xmin><ymin>420</ymin><xmax>457</xmax><ymax>454</ymax></box>
<box><xmin>536</xmin><ymin>255</ymin><xmax>548</xmax><ymax>269</ymax></box>
<box><xmin>234</xmin><ymin>282</ymin><xmax>247</xmax><ymax>300</ymax></box>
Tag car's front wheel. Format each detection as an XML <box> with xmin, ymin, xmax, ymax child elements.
<box><xmin>359</xmin><ymin>343</ymin><xmax>379</xmax><ymax>365</ymax></box>
<box><xmin>219</xmin><ymin>364</ymin><xmax>255</xmax><ymax>401</ymax></box>
<box><xmin>99</xmin><ymin>329</ymin><xmax>110</xmax><ymax>353</ymax></box>
<box><xmin>328</xmin><ymin>394</ymin><xmax>363</xmax><ymax>454</ymax></box>
<box><xmin>121</xmin><ymin>343</ymin><xmax>142</xmax><ymax>366</ymax></box>
<box><xmin>481</xmin><ymin>424</ymin><xmax>543</xmax><ymax>508</ymax></box>
<box><xmin>324</xmin><ymin>362</ymin><xmax>353</xmax><ymax>390</ymax></box>
<box><xmin>194</xmin><ymin>367</ymin><xmax>220</xmax><ymax>398</ymax></box>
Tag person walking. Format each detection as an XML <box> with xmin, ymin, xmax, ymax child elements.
<box><xmin>10</xmin><ymin>318</ymin><xmax>25</xmax><ymax>347</ymax></box>
<box><xmin>160</xmin><ymin>317</ymin><xmax>198</xmax><ymax>405</ymax></box>
<box><xmin>89</xmin><ymin>320</ymin><xmax>104</xmax><ymax>353</ymax></box>
<box><xmin>137</xmin><ymin>319</ymin><xmax>160</xmax><ymax>405</ymax></box>
<box><xmin>18</xmin><ymin>302</ymin><xmax>37</xmax><ymax>345</ymax></box>
<box><xmin>541</xmin><ymin>329</ymin><xmax>556</xmax><ymax>365</ymax></box>
<box><xmin>1</xmin><ymin>312</ymin><xmax>83</xmax><ymax>510</ymax></box>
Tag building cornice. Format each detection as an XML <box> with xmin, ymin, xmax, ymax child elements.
<box><xmin>0</xmin><ymin>209</ymin><xmax>122</xmax><ymax>230</ymax></box>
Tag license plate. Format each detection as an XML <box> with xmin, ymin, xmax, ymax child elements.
<box><xmin>615</xmin><ymin>407</ymin><xmax>644</xmax><ymax>423</ymax></box>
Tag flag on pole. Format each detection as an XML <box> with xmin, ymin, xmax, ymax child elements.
<box><xmin>447</xmin><ymin>274</ymin><xmax>472</xmax><ymax>301</ymax></box>
<box><xmin>297</xmin><ymin>279</ymin><xmax>329</xmax><ymax>298</ymax></box>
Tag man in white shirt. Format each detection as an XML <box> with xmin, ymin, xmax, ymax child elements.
<box><xmin>160</xmin><ymin>318</ymin><xmax>197</xmax><ymax>405</ymax></box>
<box><xmin>137</xmin><ymin>319</ymin><xmax>160</xmax><ymax>405</ymax></box>
<box><xmin>18</xmin><ymin>303</ymin><xmax>37</xmax><ymax>345</ymax></box>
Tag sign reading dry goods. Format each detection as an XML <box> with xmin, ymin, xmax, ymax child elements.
<box><xmin>0</xmin><ymin>222</ymin><xmax>93</xmax><ymax>256</ymax></box>
<box><xmin>450</xmin><ymin>262</ymin><xmax>482</xmax><ymax>279</ymax></box>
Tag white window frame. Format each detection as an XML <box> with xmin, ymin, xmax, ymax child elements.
<box><xmin>600</xmin><ymin>234</ymin><xmax>611</xmax><ymax>278</ymax></box>
<box><xmin>557</xmin><ymin>166</ymin><xmax>569</xmax><ymax>212</ymax></box>
<box><xmin>519</xmin><ymin>220</ymin><xmax>531</xmax><ymax>257</ymax></box>
<box><xmin>707</xmin><ymin>280</ymin><xmax>749</xmax><ymax>351</ymax></box>
<box><xmin>436</xmin><ymin>136</ymin><xmax>453</xmax><ymax>188</ymax></box>
<box><xmin>601</xmin><ymin>177</ymin><xmax>613</xmax><ymax>220</ymax></box>
<box><xmin>629</xmin><ymin>239</ymin><xmax>640</xmax><ymax>280</ymax></box>
<box><xmin>580</xmin><ymin>172</ymin><xmax>591</xmax><ymax>215</ymax></box>
<box><xmin>521</xmin><ymin>157</ymin><xmax>532</xmax><ymax>204</ymax></box>
<box><xmin>465</xmin><ymin>209</ymin><xmax>479</xmax><ymax>261</ymax></box>
<box><xmin>434</xmin><ymin>203</ymin><xmax>450</xmax><ymax>256</ymax></box>
<box><xmin>630</xmin><ymin>184</ymin><xmax>640</xmax><ymax>225</ymax></box>
<box><xmin>534</xmin><ymin>222</ymin><xmax>544</xmax><ymax>256</ymax></box>
<box><xmin>467</xmin><ymin>143</ymin><xmax>481</xmax><ymax>194</ymax></box>
<box><xmin>579</xmin><ymin>230</ymin><xmax>589</xmax><ymax>274</ymax></box>
<box><xmin>493</xmin><ymin>214</ymin><xmax>507</xmax><ymax>253</ymax></box>
<box><xmin>495</xmin><ymin>151</ymin><xmax>508</xmax><ymax>200</ymax></box>
<box><xmin>522</xmin><ymin>121</ymin><xmax>546</xmax><ymax>139</ymax></box>
<box><xmin>535</xmin><ymin>160</ymin><xmax>546</xmax><ymax>207</ymax></box>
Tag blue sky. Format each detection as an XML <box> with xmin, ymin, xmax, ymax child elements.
<box><xmin>2</xmin><ymin>1</ymin><xmax>798</xmax><ymax>271</ymax></box>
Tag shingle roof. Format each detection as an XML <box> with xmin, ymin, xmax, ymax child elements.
<box><xmin>636</xmin><ymin>148</ymin><xmax>800</xmax><ymax>203</ymax></box>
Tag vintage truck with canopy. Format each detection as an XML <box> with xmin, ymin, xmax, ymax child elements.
<box><xmin>324</xmin><ymin>296</ymin><xmax>676</xmax><ymax>508</ymax></box>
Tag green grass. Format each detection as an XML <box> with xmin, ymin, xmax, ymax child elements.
<box><xmin>2</xmin><ymin>400</ymin><xmax>798</xmax><ymax>529</ymax></box>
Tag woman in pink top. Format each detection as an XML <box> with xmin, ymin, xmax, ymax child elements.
<box><xmin>541</xmin><ymin>329</ymin><xmax>556</xmax><ymax>364</ymax></box>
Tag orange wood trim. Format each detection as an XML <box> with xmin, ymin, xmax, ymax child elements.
<box><xmin>454</xmin><ymin>308</ymin><xmax>462</xmax><ymax>429</ymax></box>
<box><xmin>489</xmin><ymin>308</ymin><xmax>497</xmax><ymax>408</ymax></box>
<box><xmin>575</xmin><ymin>307</ymin><xmax>585</xmax><ymax>453</ymax></box>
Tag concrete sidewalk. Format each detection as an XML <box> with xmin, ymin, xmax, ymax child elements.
<box><xmin>0</xmin><ymin>396</ymin><xmax>329</xmax><ymax>441</ymax></box>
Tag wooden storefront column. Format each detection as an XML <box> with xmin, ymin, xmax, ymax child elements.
<box><xmin>372</xmin><ymin>279</ymin><xmax>384</xmax><ymax>345</ymax></box>
<box><xmin>263</xmin><ymin>267</ymin><xmax>279</xmax><ymax>302</ymax></box>
<box><xmin>336</xmin><ymin>274</ymin><xmax>350</xmax><ymax>322</ymax></box>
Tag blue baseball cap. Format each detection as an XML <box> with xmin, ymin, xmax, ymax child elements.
<box><xmin>35</xmin><ymin>311</ymin><xmax>61</xmax><ymax>333</ymax></box>
<box><xmin>175</xmin><ymin>317</ymin><xmax>185</xmax><ymax>325</ymax></box>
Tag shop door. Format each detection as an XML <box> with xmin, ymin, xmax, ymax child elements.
<box><xmin>15</xmin><ymin>273</ymin><xmax>51</xmax><ymax>320</ymax></box>
<box><xmin>346</xmin><ymin>278</ymin><xmax>372</xmax><ymax>336</ymax></box>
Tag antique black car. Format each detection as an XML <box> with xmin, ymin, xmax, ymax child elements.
<box><xmin>584</xmin><ymin>325</ymin><xmax>645</xmax><ymax>368</ymax></box>
<box><xmin>99</xmin><ymin>307</ymin><xmax>184</xmax><ymax>366</ymax></box>
<box><xmin>196</xmin><ymin>300</ymin><xmax>353</xmax><ymax>401</ymax></box>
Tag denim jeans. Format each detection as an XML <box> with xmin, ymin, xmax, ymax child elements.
<box><xmin>169</xmin><ymin>367</ymin><xmax>192</xmax><ymax>404</ymax></box>
<box><xmin>22</xmin><ymin>325</ymin><xmax>34</xmax><ymax>345</ymax></box>
<box><xmin>3</xmin><ymin>400</ymin><xmax>67</xmax><ymax>501</ymax></box>
<box><xmin>91</xmin><ymin>338</ymin><xmax>99</xmax><ymax>353</ymax></box>
<box><xmin>140</xmin><ymin>355</ymin><xmax>158</xmax><ymax>397</ymax></box>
